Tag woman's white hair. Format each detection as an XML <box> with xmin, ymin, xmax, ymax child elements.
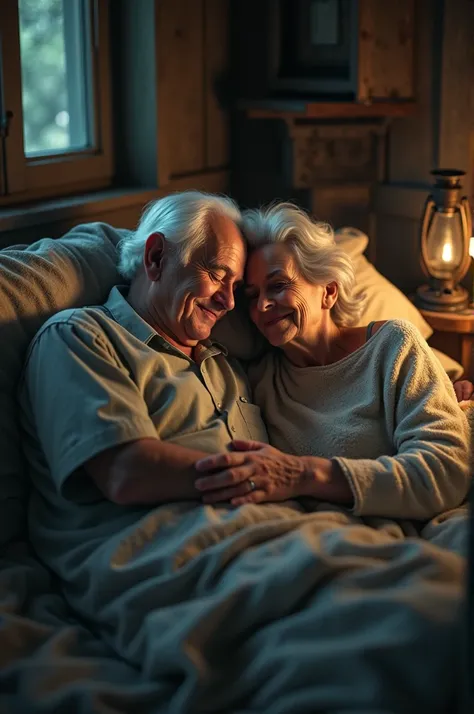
<box><xmin>241</xmin><ymin>202</ymin><xmax>365</xmax><ymax>327</ymax></box>
<box><xmin>118</xmin><ymin>190</ymin><xmax>242</xmax><ymax>280</ymax></box>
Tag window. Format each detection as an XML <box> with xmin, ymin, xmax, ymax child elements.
<box><xmin>0</xmin><ymin>0</ymin><xmax>112</xmax><ymax>203</ymax></box>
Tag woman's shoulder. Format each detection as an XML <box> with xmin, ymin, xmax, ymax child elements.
<box><xmin>367</xmin><ymin>319</ymin><xmax>442</xmax><ymax>378</ymax></box>
<box><xmin>369</xmin><ymin>318</ymin><xmax>427</xmax><ymax>349</ymax></box>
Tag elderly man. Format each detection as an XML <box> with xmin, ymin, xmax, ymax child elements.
<box><xmin>20</xmin><ymin>191</ymin><xmax>268</xmax><ymax>559</ymax></box>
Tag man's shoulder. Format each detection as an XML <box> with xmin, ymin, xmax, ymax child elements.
<box><xmin>33</xmin><ymin>304</ymin><xmax>112</xmax><ymax>348</ymax></box>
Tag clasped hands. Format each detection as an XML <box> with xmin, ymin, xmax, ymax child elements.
<box><xmin>194</xmin><ymin>440</ymin><xmax>334</xmax><ymax>506</ymax></box>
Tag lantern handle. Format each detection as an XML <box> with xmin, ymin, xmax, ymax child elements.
<box><xmin>420</xmin><ymin>196</ymin><xmax>437</xmax><ymax>279</ymax></box>
<box><xmin>458</xmin><ymin>196</ymin><xmax>472</xmax><ymax>280</ymax></box>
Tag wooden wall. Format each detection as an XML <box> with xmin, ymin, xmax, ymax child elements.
<box><xmin>375</xmin><ymin>0</ymin><xmax>474</xmax><ymax>294</ymax></box>
<box><xmin>155</xmin><ymin>0</ymin><xmax>230</xmax><ymax>184</ymax></box>
<box><xmin>0</xmin><ymin>0</ymin><xmax>231</xmax><ymax>248</ymax></box>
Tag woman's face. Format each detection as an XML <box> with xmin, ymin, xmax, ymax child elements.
<box><xmin>245</xmin><ymin>243</ymin><xmax>329</xmax><ymax>347</ymax></box>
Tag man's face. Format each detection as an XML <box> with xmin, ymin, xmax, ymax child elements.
<box><xmin>146</xmin><ymin>214</ymin><xmax>246</xmax><ymax>348</ymax></box>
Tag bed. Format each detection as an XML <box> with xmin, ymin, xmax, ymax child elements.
<box><xmin>0</xmin><ymin>222</ymin><xmax>472</xmax><ymax>713</ymax></box>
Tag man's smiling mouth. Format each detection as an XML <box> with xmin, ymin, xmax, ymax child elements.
<box><xmin>199</xmin><ymin>305</ymin><xmax>220</xmax><ymax>320</ymax></box>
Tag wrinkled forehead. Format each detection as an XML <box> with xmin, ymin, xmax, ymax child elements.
<box><xmin>193</xmin><ymin>214</ymin><xmax>246</xmax><ymax>276</ymax></box>
<box><xmin>246</xmin><ymin>243</ymin><xmax>296</xmax><ymax>284</ymax></box>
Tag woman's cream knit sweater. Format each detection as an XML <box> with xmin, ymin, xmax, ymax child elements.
<box><xmin>250</xmin><ymin>320</ymin><xmax>470</xmax><ymax>520</ymax></box>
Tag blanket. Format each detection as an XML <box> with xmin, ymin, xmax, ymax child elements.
<box><xmin>1</xmin><ymin>493</ymin><xmax>470</xmax><ymax>713</ymax></box>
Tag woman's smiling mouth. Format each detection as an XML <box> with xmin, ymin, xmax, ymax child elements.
<box><xmin>264</xmin><ymin>312</ymin><xmax>292</xmax><ymax>327</ymax></box>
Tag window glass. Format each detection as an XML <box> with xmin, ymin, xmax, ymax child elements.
<box><xmin>18</xmin><ymin>0</ymin><xmax>93</xmax><ymax>157</ymax></box>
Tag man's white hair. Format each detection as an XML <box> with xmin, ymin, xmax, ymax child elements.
<box><xmin>118</xmin><ymin>191</ymin><xmax>242</xmax><ymax>280</ymax></box>
<box><xmin>241</xmin><ymin>202</ymin><xmax>365</xmax><ymax>327</ymax></box>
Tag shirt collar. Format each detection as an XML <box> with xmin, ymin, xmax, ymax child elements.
<box><xmin>104</xmin><ymin>285</ymin><xmax>156</xmax><ymax>344</ymax></box>
<box><xmin>103</xmin><ymin>285</ymin><xmax>228</xmax><ymax>357</ymax></box>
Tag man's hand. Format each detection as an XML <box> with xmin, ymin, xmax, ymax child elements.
<box><xmin>454</xmin><ymin>380</ymin><xmax>474</xmax><ymax>402</ymax></box>
<box><xmin>195</xmin><ymin>440</ymin><xmax>310</xmax><ymax>505</ymax></box>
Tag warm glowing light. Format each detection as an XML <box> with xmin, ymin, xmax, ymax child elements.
<box><xmin>470</xmin><ymin>236</ymin><xmax>474</xmax><ymax>259</ymax></box>
<box><xmin>441</xmin><ymin>242</ymin><xmax>453</xmax><ymax>262</ymax></box>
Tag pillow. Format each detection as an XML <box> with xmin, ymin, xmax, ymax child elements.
<box><xmin>0</xmin><ymin>223</ymin><xmax>124</xmax><ymax>546</ymax></box>
<box><xmin>335</xmin><ymin>227</ymin><xmax>433</xmax><ymax>340</ymax></box>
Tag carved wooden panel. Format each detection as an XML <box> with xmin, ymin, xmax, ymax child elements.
<box><xmin>287</xmin><ymin>122</ymin><xmax>384</xmax><ymax>188</ymax></box>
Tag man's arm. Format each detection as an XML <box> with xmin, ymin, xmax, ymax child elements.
<box><xmin>21</xmin><ymin>319</ymin><xmax>214</xmax><ymax>507</ymax></box>
<box><xmin>85</xmin><ymin>438</ymin><xmax>210</xmax><ymax>505</ymax></box>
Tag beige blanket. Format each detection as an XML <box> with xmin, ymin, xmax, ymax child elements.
<box><xmin>0</xmin><ymin>408</ymin><xmax>471</xmax><ymax>713</ymax></box>
<box><xmin>33</xmin><ymin>492</ymin><xmax>466</xmax><ymax>713</ymax></box>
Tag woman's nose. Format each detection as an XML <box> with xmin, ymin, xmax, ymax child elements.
<box><xmin>257</xmin><ymin>295</ymin><xmax>273</xmax><ymax>312</ymax></box>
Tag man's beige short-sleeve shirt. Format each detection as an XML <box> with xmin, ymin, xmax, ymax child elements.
<box><xmin>20</xmin><ymin>286</ymin><xmax>268</xmax><ymax>507</ymax></box>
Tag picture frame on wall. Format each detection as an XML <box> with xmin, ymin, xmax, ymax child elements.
<box><xmin>269</xmin><ymin>0</ymin><xmax>359</xmax><ymax>97</ymax></box>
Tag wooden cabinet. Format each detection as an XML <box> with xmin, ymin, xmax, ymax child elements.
<box><xmin>232</xmin><ymin>0</ymin><xmax>416</xmax><ymax>115</ymax></box>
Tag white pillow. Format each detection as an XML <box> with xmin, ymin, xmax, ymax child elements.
<box><xmin>335</xmin><ymin>227</ymin><xmax>433</xmax><ymax>340</ymax></box>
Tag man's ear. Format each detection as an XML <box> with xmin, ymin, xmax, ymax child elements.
<box><xmin>144</xmin><ymin>232</ymin><xmax>165</xmax><ymax>281</ymax></box>
<box><xmin>322</xmin><ymin>281</ymin><xmax>338</xmax><ymax>310</ymax></box>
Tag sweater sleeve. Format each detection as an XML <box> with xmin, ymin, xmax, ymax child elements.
<box><xmin>333</xmin><ymin>321</ymin><xmax>470</xmax><ymax>520</ymax></box>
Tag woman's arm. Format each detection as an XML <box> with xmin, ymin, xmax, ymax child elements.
<box><xmin>332</xmin><ymin>325</ymin><xmax>470</xmax><ymax>520</ymax></box>
<box><xmin>454</xmin><ymin>380</ymin><xmax>474</xmax><ymax>401</ymax></box>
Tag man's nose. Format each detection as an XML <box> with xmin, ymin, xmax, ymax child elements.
<box><xmin>215</xmin><ymin>284</ymin><xmax>235</xmax><ymax>312</ymax></box>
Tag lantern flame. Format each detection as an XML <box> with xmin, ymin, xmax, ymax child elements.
<box><xmin>441</xmin><ymin>241</ymin><xmax>453</xmax><ymax>263</ymax></box>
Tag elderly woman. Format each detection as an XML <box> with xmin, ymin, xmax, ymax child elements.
<box><xmin>195</xmin><ymin>203</ymin><xmax>470</xmax><ymax>521</ymax></box>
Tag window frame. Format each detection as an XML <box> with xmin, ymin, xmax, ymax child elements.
<box><xmin>0</xmin><ymin>0</ymin><xmax>113</xmax><ymax>205</ymax></box>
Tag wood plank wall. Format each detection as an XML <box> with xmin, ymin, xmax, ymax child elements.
<box><xmin>156</xmin><ymin>0</ymin><xmax>230</xmax><ymax>186</ymax></box>
<box><xmin>376</xmin><ymin>0</ymin><xmax>474</xmax><ymax>294</ymax></box>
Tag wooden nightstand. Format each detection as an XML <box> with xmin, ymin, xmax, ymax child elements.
<box><xmin>419</xmin><ymin>308</ymin><xmax>474</xmax><ymax>380</ymax></box>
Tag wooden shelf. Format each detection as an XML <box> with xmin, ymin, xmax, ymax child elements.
<box><xmin>418</xmin><ymin>308</ymin><xmax>474</xmax><ymax>335</ymax></box>
<box><xmin>419</xmin><ymin>307</ymin><xmax>474</xmax><ymax>379</ymax></box>
<box><xmin>240</xmin><ymin>99</ymin><xmax>417</xmax><ymax>121</ymax></box>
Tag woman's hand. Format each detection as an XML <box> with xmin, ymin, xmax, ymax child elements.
<box><xmin>454</xmin><ymin>379</ymin><xmax>474</xmax><ymax>402</ymax></box>
<box><xmin>195</xmin><ymin>440</ymin><xmax>313</xmax><ymax>506</ymax></box>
